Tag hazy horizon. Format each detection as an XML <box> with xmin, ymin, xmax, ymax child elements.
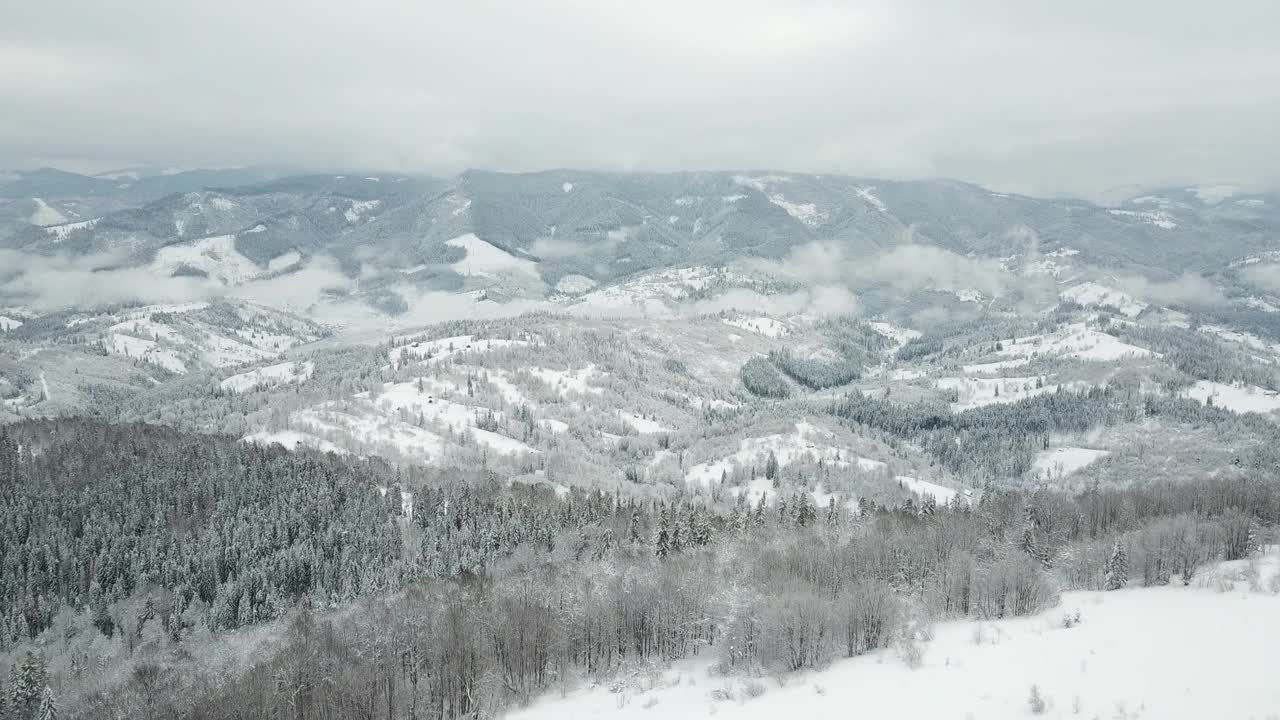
<box><xmin>4</xmin><ymin>0</ymin><xmax>1279</xmax><ymax>201</ymax></box>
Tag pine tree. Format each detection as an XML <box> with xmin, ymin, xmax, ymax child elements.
<box><xmin>765</xmin><ymin>451</ymin><xmax>779</xmax><ymax>485</ymax></box>
<box><xmin>753</xmin><ymin>494</ymin><xmax>767</xmax><ymax>527</ymax></box>
<box><xmin>37</xmin><ymin>685</ymin><xmax>57</xmax><ymax>720</ymax></box>
<box><xmin>1104</xmin><ymin>540</ymin><xmax>1128</xmax><ymax>590</ymax></box>
<box><xmin>628</xmin><ymin>512</ymin><xmax>642</xmax><ymax>545</ymax></box>
<box><xmin>10</xmin><ymin>652</ymin><xmax>46</xmax><ymax>719</ymax></box>
<box><xmin>655</xmin><ymin>509</ymin><xmax>671</xmax><ymax>558</ymax></box>
<box><xmin>825</xmin><ymin>497</ymin><xmax>838</xmax><ymax>526</ymax></box>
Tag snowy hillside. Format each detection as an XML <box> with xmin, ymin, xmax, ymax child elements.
<box><xmin>511</xmin><ymin>551</ymin><xmax>1280</xmax><ymax>720</ymax></box>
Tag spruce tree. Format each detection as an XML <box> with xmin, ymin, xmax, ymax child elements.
<box><xmin>37</xmin><ymin>686</ymin><xmax>57</xmax><ymax>720</ymax></box>
<box><xmin>1104</xmin><ymin>540</ymin><xmax>1128</xmax><ymax>590</ymax></box>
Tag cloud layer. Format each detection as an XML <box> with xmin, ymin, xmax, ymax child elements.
<box><xmin>3</xmin><ymin>1</ymin><xmax>1279</xmax><ymax>197</ymax></box>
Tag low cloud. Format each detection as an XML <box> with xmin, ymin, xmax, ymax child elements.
<box><xmin>0</xmin><ymin>249</ymin><xmax>354</xmax><ymax>314</ymax></box>
<box><xmin>1115</xmin><ymin>272</ymin><xmax>1225</xmax><ymax>307</ymax></box>
<box><xmin>1242</xmin><ymin>265</ymin><xmax>1280</xmax><ymax>295</ymax></box>
<box><xmin>751</xmin><ymin>239</ymin><xmax>1019</xmax><ymax>300</ymax></box>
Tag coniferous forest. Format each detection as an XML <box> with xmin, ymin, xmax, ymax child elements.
<box><xmin>1</xmin><ymin>418</ymin><xmax>1277</xmax><ymax>719</ymax></box>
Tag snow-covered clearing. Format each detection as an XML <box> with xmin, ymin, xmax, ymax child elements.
<box><xmin>528</xmin><ymin>365</ymin><xmax>605</xmax><ymax>398</ymax></box>
<box><xmin>1197</xmin><ymin>325</ymin><xmax>1279</xmax><ymax>355</ymax></box>
<box><xmin>370</xmin><ymin>381</ymin><xmax>536</xmax><ymax>456</ymax></box>
<box><xmin>28</xmin><ymin>198</ymin><xmax>67</xmax><ymax>226</ymax></box>
<box><xmin>0</xmin><ymin>316</ymin><xmax>23</xmax><ymax>331</ymax></box>
<box><xmin>448</xmin><ymin>233</ymin><xmax>540</xmax><ymax>279</ymax></box>
<box><xmin>151</xmin><ymin>234</ymin><xmax>264</xmax><ymax>286</ymax></box>
<box><xmin>1185</xmin><ymin>380</ymin><xmax>1280</xmax><ymax>414</ymax></box>
<box><xmin>389</xmin><ymin>334</ymin><xmax>531</xmax><ymax>365</ymax></box>
<box><xmin>853</xmin><ymin>186</ymin><xmax>887</xmax><ymax>212</ymax></box>
<box><xmin>722</xmin><ymin>316</ymin><xmax>788</xmax><ymax>338</ymax></box>
<box><xmin>343</xmin><ymin>199</ymin><xmax>380</xmax><ymax>223</ymax></box>
<box><xmin>220</xmin><ymin>360</ymin><xmax>315</xmax><ymax>394</ymax></box>
<box><xmin>685</xmin><ymin>423</ymin><xmax>879</xmax><ymax>489</ymax></box>
<box><xmin>1032</xmin><ymin>447</ymin><xmax>1110</xmax><ymax>479</ymax></box>
<box><xmin>562</xmin><ymin>182</ymin><xmax>574</xmax><ymax>193</ymax></box>
<box><xmin>936</xmin><ymin>376</ymin><xmax>1055</xmax><ymax>411</ymax></box>
<box><xmin>1059</xmin><ymin>282</ymin><xmax>1148</xmax><ymax>317</ymax></box>
<box><xmin>998</xmin><ymin>323</ymin><xmax>1153</xmax><ymax>362</ymax></box>
<box><xmin>243</xmin><ymin>430</ymin><xmax>348</xmax><ymax>455</ymax></box>
<box><xmin>962</xmin><ymin>357</ymin><xmax>1030</xmax><ymax>374</ymax></box>
<box><xmin>511</xmin><ymin>551</ymin><xmax>1280</xmax><ymax>720</ymax></box>
<box><xmin>896</xmin><ymin>475</ymin><xmax>958</xmax><ymax>504</ymax></box>
<box><xmin>555</xmin><ymin>274</ymin><xmax>598</xmax><ymax>294</ymax></box>
<box><xmin>102</xmin><ymin>333</ymin><xmax>188</xmax><ymax>373</ymax></box>
<box><xmin>766</xmin><ymin>195</ymin><xmax>826</xmax><ymax>226</ymax></box>
<box><xmin>867</xmin><ymin>321</ymin><xmax>921</xmax><ymax>349</ymax></box>
<box><xmin>620</xmin><ymin>412</ymin><xmax>670</xmax><ymax>434</ymax></box>
<box><xmin>1108</xmin><ymin>208</ymin><xmax>1178</xmax><ymax>229</ymax></box>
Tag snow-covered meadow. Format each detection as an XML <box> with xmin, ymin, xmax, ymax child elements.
<box><xmin>511</xmin><ymin>552</ymin><xmax>1280</xmax><ymax>720</ymax></box>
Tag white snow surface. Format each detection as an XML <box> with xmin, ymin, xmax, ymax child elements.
<box><xmin>448</xmin><ymin>233</ymin><xmax>540</xmax><ymax>279</ymax></box>
<box><xmin>620</xmin><ymin>413</ymin><xmax>669</xmax><ymax>434</ymax></box>
<box><xmin>766</xmin><ymin>195</ymin><xmax>827</xmax><ymax>226</ymax></box>
<box><xmin>853</xmin><ymin>186</ymin><xmax>887</xmax><ymax>212</ymax></box>
<box><xmin>510</xmin><ymin>551</ymin><xmax>1280</xmax><ymax>720</ymax></box>
<box><xmin>962</xmin><ymin>357</ymin><xmax>1031</xmax><ymax>374</ymax></box>
<box><xmin>1186</xmin><ymin>380</ymin><xmax>1280</xmax><ymax>414</ymax></box>
<box><xmin>896</xmin><ymin>475</ymin><xmax>958</xmax><ymax>504</ymax></box>
<box><xmin>389</xmin><ymin>334</ymin><xmax>531</xmax><ymax>366</ymax></box>
<box><xmin>343</xmin><ymin>199</ymin><xmax>380</xmax><ymax>223</ymax></box>
<box><xmin>44</xmin><ymin>218</ymin><xmax>98</xmax><ymax>241</ymax></box>
<box><xmin>867</xmin><ymin>321</ymin><xmax>921</xmax><ymax>349</ymax></box>
<box><xmin>562</xmin><ymin>182</ymin><xmax>574</xmax><ymax>193</ymax></box>
<box><xmin>528</xmin><ymin>365</ymin><xmax>605</xmax><ymax>397</ymax></box>
<box><xmin>1108</xmin><ymin>208</ymin><xmax>1178</xmax><ymax>229</ymax></box>
<box><xmin>1059</xmin><ymin>282</ymin><xmax>1148</xmax><ymax>317</ymax></box>
<box><xmin>555</xmin><ymin>274</ymin><xmax>598</xmax><ymax>294</ymax></box>
<box><xmin>220</xmin><ymin>360</ymin><xmax>315</xmax><ymax>394</ymax></box>
<box><xmin>0</xmin><ymin>316</ymin><xmax>22</xmax><ymax>332</ymax></box>
<box><xmin>998</xmin><ymin>323</ymin><xmax>1154</xmax><ymax>362</ymax></box>
<box><xmin>27</xmin><ymin>198</ymin><xmax>67</xmax><ymax>226</ymax></box>
<box><xmin>722</xmin><ymin>316</ymin><xmax>788</xmax><ymax>338</ymax></box>
<box><xmin>151</xmin><ymin>234</ymin><xmax>264</xmax><ymax>286</ymax></box>
<box><xmin>243</xmin><ymin>430</ymin><xmax>348</xmax><ymax>455</ymax></box>
<box><xmin>936</xmin><ymin>376</ymin><xmax>1057</xmax><ymax>411</ymax></box>
<box><xmin>1032</xmin><ymin>447</ymin><xmax>1110</xmax><ymax>479</ymax></box>
<box><xmin>685</xmin><ymin>422</ymin><xmax>885</xmax><ymax>490</ymax></box>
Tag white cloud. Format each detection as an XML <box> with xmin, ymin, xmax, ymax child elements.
<box><xmin>2</xmin><ymin>1</ymin><xmax>1279</xmax><ymax>196</ymax></box>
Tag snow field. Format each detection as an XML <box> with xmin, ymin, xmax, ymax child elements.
<box><xmin>510</xmin><ymin>551</ymin><xmax>1280</xmax><ymax>720</ymax></box>
<box><xmin>722</xmin><ymin>316</ymin><xmax>789</xmax><ymax>338</ymax></box>
<box><xmin>1059</xmin><ymin>282</ymin><xmax>1148</xmax><ymax>317</ymax></box>
<box><xmin>997</xmin><ymin>323</ymin><xmax>1153</xmax><ymax>362</ymax></box>
<box><xmin>1185</xmin><ymin>380</ymin><xmax>1280</xmax><ymax>415</ymax></box>
<box><xmin>936</xmin><ymin>375</ymin><xmax>1057</xmax><ymax>411</ymax></box>
<box><xmin>220</xmin><ymin>360</ymin><xmax>315</xmax><ymax>394</ymax></box>
<box><xmin>1032</xmin><ymin>447</ymin><xmax>1110</xmax><ymax>479</ymax></box>
<box><xmin>448</xmin><ymin>233</ymin><xmax>540</xmax><ymax>279</ymax></box>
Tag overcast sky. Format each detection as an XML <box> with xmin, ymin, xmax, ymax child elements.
<box><xmin>3</xmin><ymin>0</ymin><xmax>1278</xmax><ymax>198</ymax></box>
